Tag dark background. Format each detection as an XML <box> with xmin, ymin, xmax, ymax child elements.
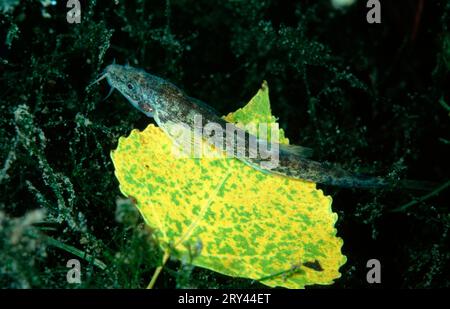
<box><xmin>0</xmin><ymin>0</ymin><xmax>449</xmax><ymax>288</ymax></box>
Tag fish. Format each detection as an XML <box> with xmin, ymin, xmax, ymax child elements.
<box><xmin>93</xmin><ymin>64</ymin><xmax>432</xmax><ymax>190</ymax></box>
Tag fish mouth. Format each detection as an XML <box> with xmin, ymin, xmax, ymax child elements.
<box><xmin>87</xmin><ymin>60</ymin><xmax>119</xmax><ymax>88</ymax></box>
<box><xmin>87</xmin><ymin>71</ymin><xmax>108</xmax><ymax>88</ymax></box>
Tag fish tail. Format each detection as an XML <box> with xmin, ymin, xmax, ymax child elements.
<box><xmin>327</xmin><ymin>172</ymin><xmax>438</xmax><ymax>191</ymax></box>
<box><xmin>265</xmin><ymin>154</ymin><xmax>439</xmax><ymax>191</ymax></box>
<box><xmin>333</xmin><ymin>174</ymin><xmax>438</xmax><ymax>191</ymax></box>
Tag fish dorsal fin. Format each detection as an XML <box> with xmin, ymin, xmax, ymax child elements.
<box><xmin>279</xmin><ymin>143</ymin><xmax>314</xmax><ymax>159</ymax></box>
<box><xmin>188</xmin><ymin>96</ymin><xmax>220</xmax><ymax>116</ymax></box>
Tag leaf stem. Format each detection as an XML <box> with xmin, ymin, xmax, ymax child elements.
<box><xmin>147</xmin><ymin>250</ymin><xmax>170</xmax><ymax>289</ymax></box>
<box><xmin>391</xmin><ymin>180</ymin><xmax>450</xmax><ymax>212</ymax></box>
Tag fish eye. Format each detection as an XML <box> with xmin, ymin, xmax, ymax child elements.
<box><xmin>127</xmin><ymin>83</ymin><xmax>134</xmax><ymax>90</ymax></box>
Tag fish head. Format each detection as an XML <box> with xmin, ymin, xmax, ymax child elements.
<box><xmin>104</xmin><ymin>64</ymin><xmax>155</xmax><ymax>117</ymax></box>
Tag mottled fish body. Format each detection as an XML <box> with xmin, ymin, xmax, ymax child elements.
<box><xmin>98</xmin><ymin>64</ymin><xmax>427</xmax><ymax>190</ymax></box>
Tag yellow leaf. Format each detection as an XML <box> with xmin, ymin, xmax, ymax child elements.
<box><xmin>111</xmin><ymin>82</ymin><xmax>346</xmax><ymax>288</ymax></box>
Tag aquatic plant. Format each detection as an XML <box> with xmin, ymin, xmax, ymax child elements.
<box><xmin>0</xmin><ymin>0</ymin><xmax>448</xmax><ymax>288</ymax></box>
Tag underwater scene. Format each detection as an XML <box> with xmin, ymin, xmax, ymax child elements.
<box><xmin>0</xmin><ymin>0</ymin><xmax>449</xmax><ymax>292</ymax></box>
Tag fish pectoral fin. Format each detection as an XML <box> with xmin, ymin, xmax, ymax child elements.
<box><xmin>279</xmin><ymin>143</ymin><xmax>314</xmax><ymax>159</ymax></box>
